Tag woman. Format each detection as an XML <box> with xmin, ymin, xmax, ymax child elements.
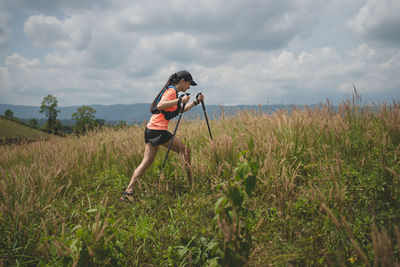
<box><xmin>121</xmin><ymin>70</ymin><xmax>204</xmax><ymax>201</ymax></box>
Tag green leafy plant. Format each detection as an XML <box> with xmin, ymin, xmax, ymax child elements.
<box><xmin>54</xmin><ymin>197</ymin><xmax>127</xmax><ymax>266</ymax></box>
<box><xmin>214</xmin><ymin>139</ymin><xmax>258</xmax><ymax>266</ymax></box>
<box><xmin>165</xmin><ymin>236</ymin><xmax>221</xmax><ymax>266</ymax></box>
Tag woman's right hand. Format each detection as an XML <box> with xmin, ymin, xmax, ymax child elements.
<box><xmin>181</xmin><ymin>94</ymin><xmax>190</xmax><ymax>104</ymax></box>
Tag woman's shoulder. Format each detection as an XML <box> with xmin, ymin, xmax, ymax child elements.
<box><xmin>163</xmin><ymin>88</ymin><xmax>178</xmax><ymax>99</ymax></box>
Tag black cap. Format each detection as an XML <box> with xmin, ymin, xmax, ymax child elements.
<box><xmin>176</xmin><ymin>70</ymin><xmax>197</xmax><ymax>86</ymax></box>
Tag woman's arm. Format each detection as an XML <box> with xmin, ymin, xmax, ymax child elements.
<box><xmin>157</xmin><ymin>93</ymin><xmax>204</xmax><ymax>113</ymax></box>
<box><xmin>157</xmin><ymin>94</ymin><xmax>191</xmax><ymax>111</ymax></box>
<box><xmin>156</xmin><ymin>98</ymin><xmax>179</xmax><ymax>110</ymax></box>
<box><xmin>183</xmin><ymin>94</ymin><xmax>204</xmax><ymax>113</ymax></box>
<box><xmin>183</xmin><ymin>101</ymin><xmax>196</xmax><ymax>112</ymax></box>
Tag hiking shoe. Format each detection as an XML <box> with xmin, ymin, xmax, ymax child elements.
<box><xmin>120</xmin><ymin>191</ymin><xmax>134</xmax><ymax>201</ymax></box>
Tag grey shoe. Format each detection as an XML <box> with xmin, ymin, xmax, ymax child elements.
<box><xmin>120</xmin><ymin>191</ymin><xmax>134</xmax><ymax>201</ymax></box>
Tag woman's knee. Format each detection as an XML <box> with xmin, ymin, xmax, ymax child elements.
<box><xmin>142</xmin><ymin>155</ymin><xmax>155</xmax><ymax>169</ymax></box>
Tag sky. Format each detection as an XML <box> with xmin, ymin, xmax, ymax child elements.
<box><xmin>0</xmin><ymin>0</ymin><xmax>399</xmax><ymax>106</ymax></box>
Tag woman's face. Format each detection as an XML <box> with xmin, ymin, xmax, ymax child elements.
<box><xmin>178</xmin><ymin>79</ymin><xmax>191</xmax><ymax>92</ymax></box>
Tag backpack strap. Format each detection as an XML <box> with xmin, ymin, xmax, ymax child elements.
<box><xmin>151</xmin><ymin>86</ymin><xmax>179</xmax><ymax>118</ymax></box>
<box><xmin>155</xmin><ymin>86</ymin><xmax>177</xmax><ymax>106</ymax></box>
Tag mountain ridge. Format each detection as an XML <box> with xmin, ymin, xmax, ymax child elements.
<box><xmin>0</xmin><ymin>103</ymin><xmax>305</xmax><ymax>123</ymax></box>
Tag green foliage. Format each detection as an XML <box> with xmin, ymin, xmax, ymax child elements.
<box><xmin>72</xmin><ymin>106</ymin><xmax>98</xmax><ymax>134</ymax></box>
<box><xmin>42</xmin><ymin>119</ymin><xmax>65</xmax><ymax>135</ymax></box>
<box><xmin>28</xmin><ymin>118</ymin><xmax>38</xmax><ymax>128</ymax></box>
<box><xmin>39</xmin><ymin>94</ymin><xmax>60</xmax><ymax>133</ymax></box>
<box><xmin>214</xmin><ymin>139</ymin><xmax>258</xmax><ymax>266</ymax></box>
<box><xmin>4</xmin><ymin>109</ymin><xmax>13</xmax><ymax>119</ymax></box>
<box><xmin>165</xmin><ymin>236</ymin><xmax>221</xmax><ymax>266</ymax></box>
<box><xmin>46</xmin><ymin>198</ymin><xmax>128</xmax><ymax>266</ymax></box>
<box><xmin>115</xmin><ymin>120</ymin><xmax>128</xmax><ymax>127</ymax></box>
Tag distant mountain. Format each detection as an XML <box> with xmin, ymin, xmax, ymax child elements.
<box><xmin>0</xmin><ymin>103</ymin><xmax>150</xmax><ymax>123</ymax></box>
<box><xmin>0</xmin><ymin>103</ymin><xmax>302</xmax><ymax>123</ymax></box>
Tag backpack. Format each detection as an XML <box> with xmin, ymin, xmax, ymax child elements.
<box><xmin>151</xmin><ymin>86</ymin><xmax>181</xmax><ymax>120</ymax></box>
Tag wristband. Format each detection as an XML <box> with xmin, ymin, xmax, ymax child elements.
<box><xmin>193</xmin><ymin>100</ymin><xmax>200</xmax><ymax>106</ymax></box>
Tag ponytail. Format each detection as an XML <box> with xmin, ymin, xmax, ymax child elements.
<box><xmin>149</xmin><ymin>73</ymin><xmax>179</xmax><ymax>112</ymax></box>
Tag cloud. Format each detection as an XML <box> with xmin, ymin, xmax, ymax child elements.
<box><xmin>24</xmin><ymin>15</ymin><xmax>70</xmax><ymax>48</ymax></box>
<box><xmin>9</xmin><ymin>0</ymin><xmax>111</xmax><ymax>12</ymax></box>
<box><xmin>119</xmin><ymin>0</ymin><xmax>318</xmax><ymax>51</ymax></box>
<box><xmin>22</xmin><ymin>0</ymin><xmax>319</xmax><ymax>61</ymax></box>
<box><xmin>348</xmin><ymin>0</ymin><xmax>400</xmax><ymax>46</ymax></box>
<box><xmin>1</xmin><ymin>0</ymin><xmax>399</xmax><ymax>107</ymax></box>
<box><xmin>20</xmin><ymin>0</ymin><xmax>320</xmax><ymax>77</ymax></box>
<box><xmin>24</xmin><ymin>13</ymin><xmax>132</xmax><ymax>69</ymax></box>
<box><xmin>5</xmin><ymin>53</ymin><xmax>40</xmax><ymax>91</ymax></box>
<box><xmin>192</xmin><ymin>44</ymin><xmax>400</xmax><ymax>105</ymax></box>
<box><xmin>0</xmin><ymin>3</ymin><xmax>11</xmax><ymax>57</ymax></box>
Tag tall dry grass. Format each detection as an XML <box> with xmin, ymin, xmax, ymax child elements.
<box><xmin>1</xmin><ymin>94</ymin><xmax>400</xmax><ymax>265</ymax></box>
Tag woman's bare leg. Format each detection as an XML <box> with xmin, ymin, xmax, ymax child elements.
<box><xmin>125</xmin><ymin>143</ymin><xmax>159</xmax><ymax>193</ymax></box>
<box><xmin>162</xmin><ymin>136</ymin><xmax>192</xmax><ymax>186</ymax></box>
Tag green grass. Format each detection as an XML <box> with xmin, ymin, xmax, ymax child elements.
<box><xmin>0</xmin><ymin>117</ymin><xmax>50</xmax><ymax>143</ymax></box>
<box><xmin>0</xmin><ymin>96</ymin><xmax>399</xmax><ymax>266</ymax></box>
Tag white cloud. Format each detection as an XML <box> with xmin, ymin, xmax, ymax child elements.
<box><xmin>6</xmin><ymin>52</ymin><xmax>40</xmax><ymax>67</ymax></box>
<box><xmin>3</xmin><ymin>37</ymin><xmax>400</xmax><ymax>106</ymax></box>
<box><xmin>1</xmin><ymin>0</ymin><xmax>399</xmax><ymax>106</ymax></box>
<box><xmin>118</xmin><ymin>0</ymin><xmax>319</xmax><ymax>51</ymax></box>
<box><xmin>348</xmin><ymin>0</ymin><xmax>400</xmax><ymax>46</ymax></box>
<box><xmin>5</xmin><ymin>53</ymin><xmax>41</xmax><ymax>92</ymax></box>
<box><xmin>24</xmin><ymin>15</ymin><xmax>78</xmax><ymax>49</ymax></box>
<box><xmin>193</xmin><ymin>44</ymin><xmax>400</xmax><ymax>104</ymax></box>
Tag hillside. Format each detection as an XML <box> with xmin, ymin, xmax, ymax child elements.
<box><xmin>0</xmin><ymin>98</ymin><xmax>399</xmax><ymax>265</ymax></box>
<box><xmin>0</xmin><ymin>117</ymin><xmax>50</xmax><ymax>142</ymax></box>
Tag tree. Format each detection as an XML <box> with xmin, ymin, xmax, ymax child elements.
<box><xmin>39</xmin><ymin>94</ymin><xmax>60</xmax><ymax>133</ymax></box>
<box><xmin>95</xmin><ymin>119</ymin><xmax>106</xmax><ymax>128</ymax></box>
<box><xmin>28</xmin><ymin>118</ymin><xmax>38</xmax><ymax>128</ymax></box>
<box><xmin>115</xmin><ymin>120</ymin><xmax>128</xmax><ymax>128</ymax></box>
<box><xmin>4</xmin><ymin>109</ymin><xmax>14</xmax><ymax>119</ymax></box>
<box><xmin>71</xmin><ymin>106</ymin><xmax>97</xmax><ymax>133</ymax></box>
<box><xmin>59</xmin><ymin>124</ymin><xmax>74</xmax><ymax>134</ymax></box>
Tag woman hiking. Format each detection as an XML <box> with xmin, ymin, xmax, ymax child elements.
<box><xmin>121</xmin><ymin>70</ymin><xmax>204</xmax><ymax>201</ymax></box>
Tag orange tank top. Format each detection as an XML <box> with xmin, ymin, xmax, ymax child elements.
<box><xmin>147</xmin><ymin>88</ymin><xmax>178</xmax><ymax>130</ymax></box>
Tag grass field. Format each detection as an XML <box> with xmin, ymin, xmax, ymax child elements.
<box><xmin>0</xmin><ymin>117</ymin><xmax>50</xmax><ymax>144</ymax></box>
<box><xmin>0</xmin><ymin>96</ymin><xmax>399</xmax><ymax>266</ymax></box>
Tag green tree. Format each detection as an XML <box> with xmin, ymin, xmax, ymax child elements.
<box><xmin>28</xmin><ymin>118</ymin><xmax>38</xmax><ymax>128</ymax></box>
<box><xmin>115</xmin><ymin>120</ymin><xmax>127</xmax><ymax>128</ymax></box>
<box><xmin>39</xmin><ymin>94</ymin><xmax>60</xmax><ymax>133</ymax></box>
<box><xmin>60</xmin><ymin>124</ymin><xmax>74</xmax><ymax>134</ymax></box>
<box><xmin>72</xmin><ymin>106</ymin><xmax>97</xmax><ymax>133</ymax></box>
<box><xmin>53</xmin><ymin>119</ymin><xmax>63</xmax><ymax>134</ymax></box>
<box><xmin>4</xmin><ymin>109</ymin><xmax>14</xmax><ymax>119</ymax></box>
<box><xmin>95</xmin><ymin>119</ymin><xmax>106</xmax><ymax>127</ymax></box>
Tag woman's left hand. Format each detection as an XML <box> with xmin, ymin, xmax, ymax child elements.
<box><xmin>197</xmin><ymin>93</ymin><xmax>205</xmax><ymax>102</ymax></box>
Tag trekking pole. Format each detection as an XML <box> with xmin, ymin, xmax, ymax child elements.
<box><xmin>196</xmin><ymin>92</ymin><xmax>213</xmax><ymax>140</ymax></box>
<box><xmin>160</xmin><ymin>93</ymin><xmax>190</xmax><ymax>172</ymax></box>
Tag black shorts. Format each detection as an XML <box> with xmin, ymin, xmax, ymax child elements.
<box><xmin>144</xmin><ymin>128</ymin><xmax>173</xmax><ymax>146</ymax></box>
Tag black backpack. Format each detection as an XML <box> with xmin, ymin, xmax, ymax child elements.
<box><xmin>151</xmin><ymin>86</ymin><xmax>182</xmax><ymax>120</ymax></box>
